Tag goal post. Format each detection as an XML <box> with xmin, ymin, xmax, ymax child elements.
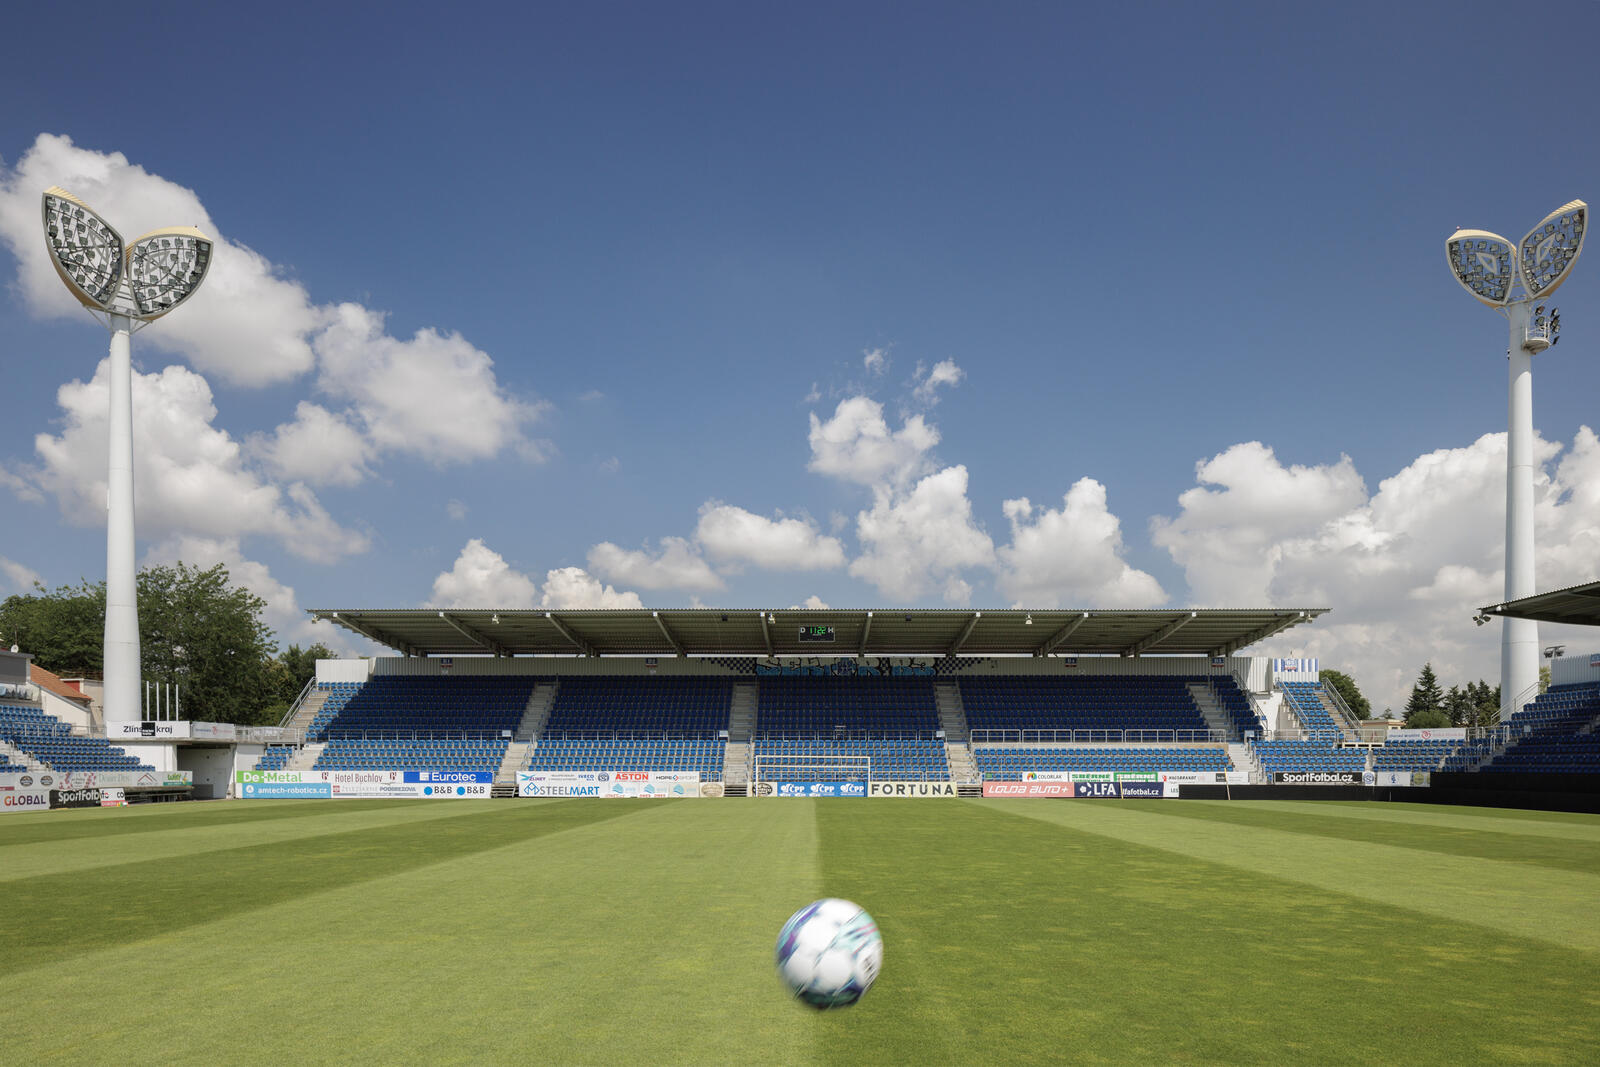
<box><xmin>751</xmin><ymin>753</ymin><xmax>871</xmax><ymax>792</ymax></box>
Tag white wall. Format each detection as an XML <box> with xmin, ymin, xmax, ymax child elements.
<box><xmin>39</xmin><ymin>689</ymin><xmax>92</xmax><ymax>733</ymax></box>
<box><xmin>1550</xmin><ymin>652</ymin><xmax>1600</xmax><ymax>686</ymax></box>
<box><xmin>316</xmin><ymin>658</ymin><xmax>372</xmax><ymax>684</ymax></box>
<box><xmin>177</xmin><ymin>745</ymin><xmax>237</xmax><ymax>800</ymax></box>
<box><xmin>117</xmin><ymin>740</ymin><xmax>177</xmax><ymax>772</ymax></box>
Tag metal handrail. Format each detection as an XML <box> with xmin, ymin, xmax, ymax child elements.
<box><xmin>278</xmin><ymin>675</ymin><xmax>317</xmax><ymax>729</ymax></box>
<box><xmin>968</xmin><ymin>728</ymin><xmax>1226</xmax><ymax>745</ymax></box>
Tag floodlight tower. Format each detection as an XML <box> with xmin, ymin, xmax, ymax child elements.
<box><xmin>1446</xmin><ymin>200</ymin><xmax>1586</xmax><ymax>721</ymax></box>
<box><xmin>41</xmin><ymin>188</ymin><xmax>213</xmax><ymax>723</ymax></box>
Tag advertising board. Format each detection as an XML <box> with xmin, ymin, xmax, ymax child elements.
<box><xmin>107</xmin><ymin>720</ymin><xmax>191</xmax><ymax>739</ymax></box>
<box><xmin>867</xmin><ymin>781</ymin><xmax>957</xmax><ymax>797</ymax></box>
<box><xmin>1374</xmin><ymin>772</ymin><xmax>1415</xmax><ymax>787</ymax></box>
<box><xmin>1381</xmin><ymin>728</ymin><xmax>1467</xmax><ymax>742</ymax></box>
<box><xmin>771</xmin><ymin>781</ymin><xmax>867</xmax><ymax>798</ymax></box>
<box><xmin>1272</xmin><ymin>771</ymin><xmax>1372</xmax><ymax>785</ymax></box>
<box><xmin>518</xmin><ymin>771</ymin><xmax>604</xmax><ymax>797</ymax></box>
<box><xmin>1074</xmin><ymin>781</ymin><xmax>1121</xmax><ymax>797</ymax></box>
<box><xmin>49</xmin><ymin>788</ymin><xmax>103</xmax><ymax>809</ymax></box>
<box><xmin>0</xmin><ymin>768</ymin><xmax>25</xmax><ymax>789</ymax></box>
<box><xmin>100</xmin><ymin>787</ymin><xmax>128</xmax><ymax>806</ymax></box>
<box><xmin>982</xmin><ymin>782</ymin><xmax>1072</xmax><ymax>797</ymax></box>
<box><xmin>235</xmin><ymin>769</ymin><xmax>490</xmax><ymax>798</ymax></box>
<box><xmin>0</xmin><ymin>788</ymin><xmax>51</xmax><ymax>813</ymax></box>
<box><xmin>517</xmin><ymin>771</ymin><xmax>702</xmax><ymax>798</ymax></box>
<box><xmin>240</xmin><ymin>780</ymin><xmax>332</xmax><ymax>799</ymax></box>
<box><xmin>50</xmin><ymin>770</ymin><xmax>192</xmax><ymax>789</ymax></box>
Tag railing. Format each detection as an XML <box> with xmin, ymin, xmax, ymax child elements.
<box><xmin>753</xmin><ymin>730</ymin><xmax>942</xmax><ymax>742</ymax></box>
<box><xmin>278</xmin><ymin>676</ymin><xmax>317</xmax><ymax>729</ymax></box>
<box><xmin>323</xmin><ymin>729</ymin><xmax>510</xmax><ymax>742</ymax></box>
<box><xmin>968</xmin><ymin>728</ymin><xmax>1226</xmax><ymax>745</ymax></box>
<box><xmin>541</xmin><ymin>729</ymin><xmax>721</xmax><ymax>741</ymax></box>
<box><xmin>240</xmin><ymin>726</ymin><xmax>300</xmax><ymax>744</ymax></box>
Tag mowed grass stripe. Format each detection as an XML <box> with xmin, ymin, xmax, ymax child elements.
<box><xmin>0</xmin><ymin>799</ymin><xmax>823</xmax><ymax>1065</ymax></box>
<box><xmin>0</xmin><ymin>799</ymin><xmax>508</xmax><ymax>883</ymax></box>
<box><xmin>1143</xmin><ymin>799</ymin><xmax>1600</xmax><ymax>874</ymax></box>
<box><xmin>989</xmin><ymin>799</ymin><xmax>1600</xmax><ymax>953</ymax></box>
<box><xmin>0</xmin><ymin>797</ymin><xmax>402</xmax><ymax>846</ymax></box>
<box><xmin>817</xmin><ymin>800</ymin><xmax>1598</xmax><ymax>1064</ymax></box>
<box><xmin>1188</xmin><ymin>799</ymin><xmax>1600</xmax><ymax>842</ymax></box>
<box><xmin>0</xmin><ymin>799</ymin><xmax>644</xmax><ymax>976</ymax></box>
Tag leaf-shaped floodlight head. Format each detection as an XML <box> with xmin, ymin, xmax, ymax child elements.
<box><xmin>125</xmin><ymin>227</ymin><xmax>213</xmax><ymax>320</ymax></box>
<box><xmin>1445</xmin><ymin>228</ymin><xmax>1515</xmax><ymax>307</ymax></box>
<box><xmin>42</xmin><ymin>187</ymin><xmax>125</xmax><ymax>311</ymax></box>
<box><xmin>1518</xmin><ymin>200</ymin><xmax>1586</xmax><ymax>300</ymax></box>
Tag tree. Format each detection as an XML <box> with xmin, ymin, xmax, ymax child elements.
<box><xmin>1319</xmin><ymin>668</ymin><xmax>1370</xmax><ymax>720</ymax></box>
<box><xmin>1404</xmin><ymin>663</ymin><xmax>1445</xmax><ymax>727</ymax></box>
<box><xmin>0</xmin><ymin>581</ymin><xmax>106</xmax><ymax>676</ymax></box>
<box><xmin>139</xmin><ymin>562</ymin><xmax>280</xmax><ymax>725</ymax></box>
<box><xmin>260</xmin><ymin>642</ymin><xmax>336</xmax><ymax>724</ymax></box>
<box><xmin>1</xmin><ymin>563</ymin><xmax>286</xmax><ymax>725</ymax></box>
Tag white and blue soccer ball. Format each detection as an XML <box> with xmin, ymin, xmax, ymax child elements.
<box><xmin>775</xmin><ymin>898</ymin><xmax>883</xmax><ymax>1009</ymax></box>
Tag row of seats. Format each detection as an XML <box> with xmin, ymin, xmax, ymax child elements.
<box><xmin>315</xmin><ymin>737</ymin><xmax>508</xmax><ymax>773</ymax></box>
<box><xmin>960</xmin><ymin>676</ymin><xmax>1210</xmax><ymax>735</ymax></box>
<box><xmin>0</xmin><ymin>702</ymin><xmax>153</xmax><ymax>771</ymax></box>
<box><xmin>974</xmin><ymin>746</ymin><xmax>1231</xmax><ymax>775</ymax></box>
<box><xmin>751</xmin><ymin>738</ymin><xmax>949</xmax><ymax>782</ymax></box>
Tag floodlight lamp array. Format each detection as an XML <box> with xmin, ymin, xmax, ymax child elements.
<box><xmin>126</xmin><ymin>228</ymin><xmax>212</xmax><ymax>319</ymax></box>
<box><xmin>1445</xmin><ymin>200</ymin><xmax>1587</xmax><ymax>309</ymax></box>
<box><xmin>43</xmin><ymin>189</ymin><xmax>124</xmax><ymax>309</ymax></box>
<box><xmin>41</xmin><ymin>187</ymin><xmax>213</xmax><ymax>322</ymax></box>
<box><xmin>1446</xmin><ymin>231</ymin><xmax>1514</xmax><ymax>305</ymax></box>
<box><xmin>1518</xmin><ymin>201</ymin><xmax>1585</xmax><ymax>299</ymax></box>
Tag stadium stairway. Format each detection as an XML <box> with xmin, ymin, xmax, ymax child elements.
<box><xmin>1228</xmin><ymin>742</ymin><xmax>1259</xmax><ymax>781</ymax></box>
<box><xmin>934</xmin><ymin>682</ymin><xmax>977</xmax><ymax>782</ymax></box>
<box><xmin>286</xmin><ymin>742</ymin><xmax>326</xmax><ymax>771</ymax></box>
<box><xmin>280</xmin><ymin>685</ymin><xmax>329</xmax><ymax>740</ymax></box>
<box><xmin>493</xmin><ymin>741</ymin><xmax>531</xmax><ymax>796</ymax></box>
<box><xmin>1186</xmin><ymin>681</ymin><xmax>1235</xmax><ymax>739</ymax></box>
<box><xmin>723</xmin><ymin>740</ymin><xmax>752</xmax><ymax>785</ymax></box>
<box><xmin>515</xmin><ymin>681</ymin><xmax>559</xmax><ymax>742</ymax></box>
<box><xmin>728</xmin><ymin>681</ymin><xmax>757</xmax><ymax>741</ymax></box>
<box><xmin>945</xmin><ymin>742</ymin><xmax>978</xmax><ymax>782</ymax></box>
<box><xmin>0</xmin><ymin>738</ymin><xmax>46</xmax><ymax>774</ymax></box>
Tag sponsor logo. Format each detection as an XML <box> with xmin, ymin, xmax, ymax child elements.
<box><xmin>699</xmin><ymin>782</ymin><xmax>725</xmax><ymax>798</ymax></box>
<box><xmin>1074</xmin><ymin>782</ymin><xmax>1120</xmax><ymax>798</ymax></box>
<box><xmin>616</xmin><ymin>772</ymin><xmax>652</xmax><ymax>781</ymax></box>
<box><xmin>19</xmin><ymin>775</ymin><xmax>32</xmax><ymax>787</ymax></box>
<box><xmin>839</xmin><ymin>782</ymin><xmax>866</xmax><ymax>796</ymax></box>
<box><xmin>1273</xmin><ymin>771</ymin><xmax>1362</xmax><ymax>785</ymax></box>
<box><xmin>982</xmin><ymin>782</ymin><xmax>1072</xmax><ymax>797</ymax></box>
<box><xmin>3</xmin><ymin>791</ymin><xmax>50</xmax><ymax>810</ymax></box>
<box><xmin>869</xmin><ymin>781</ymin><xmax>957</xmax><ymax>797</ymax></box>
<box><xmin>1118</xmin><ymin>782</ymin><xmax>1164</xmax><ymax>798</ymax></box>
<box><xmin>40</xmin><ymin>774</ymin><xmax>53</xmax><ymax>786</ymax></box>
<box><xmin>50</xmin><ymin>788</ymin><xmax>104</xmax><ymax>809</ymax></box>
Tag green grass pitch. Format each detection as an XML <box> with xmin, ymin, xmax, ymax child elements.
<box><xmin>2</xmin><ymin>797</ymin><xmax>1597</xmax><ymax>1064</ymax></box>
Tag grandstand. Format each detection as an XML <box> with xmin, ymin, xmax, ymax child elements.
<box><xmin>0</xmin><ymin>701</ymin><xmax>154</xmax><ymax>772</ymax></box>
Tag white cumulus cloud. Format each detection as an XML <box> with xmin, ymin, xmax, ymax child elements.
<box><xmin>251</xmin><ymin>402</ymin><xmax>374</xmax><ymax>488</ymax></box>
<box><xmin>695</xmin><ymin>502</ymin><xmax>846</xmax><ymax>572</ymax></box>
<box><xmin>587</xmin><ymin>537</ymin><xmax>724</xmax><ymax>592</ymax></box>
<box><xmin>912</xmin><ymin>358</ymin><xmax>964</xmax><ymax>406</ymax></box>
<box><xmin>24</xmin><ymin>361</ymin><xmax>368</xmax><ymax>564</ymax></box>
<box><xmin>808</xmin><ymin>396</ymin><xmax>938</xmax><ymax>489</ymax></box>
<box><xmin>1151</xmin><ymin>430</ymin><xmax>1600</xmax><ymax>712</ymax></box>
<box><xmin>429</xmin><ymin>541</ymin><xmax>643</xmax><ymax>610</ymax></box>
<box><xmin>849</xmin><ymin>465</ymin><xmax>995</xmax><ymax>603</ymax></box>
<box><xmin>996</xmin><ymin>480</ymin><xmax>1165</xmax><ymax>608</ymax></box>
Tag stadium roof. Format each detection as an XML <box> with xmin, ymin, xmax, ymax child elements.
<box><xmin>1479</xmin><ymin>579</ymin><xmax>1600</xmax><ymax>627</ymax></box>
<box><xmin>306</xmin><ymin>606</ymin><xmax>1327</xmax><ymax>660</ymax></box>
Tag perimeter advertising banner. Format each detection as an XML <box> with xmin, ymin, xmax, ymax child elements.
<box><xmin>867</xmin><ymin>781</ymin><xmax>957</xmax><ymax>797</ymax></box>
<box><xmin>4</xmin><ymin>769</ymin><xmax>192</xmax><ymax>790</ymax></box>
<box><xmin>1272</xmin><ymin>771</ymin><xmax>1374</xmax><ymax>785</ymax></box>
<box><xmin>982</xmin><ymin>782</ymin><xmax>1072</xmax><ymax>797</ymax></box>
<box><xmin>236</xmin><ymin>769</ymin><xmax>491</xmax><ymax>798</ymax></box>
<box><xmin>771</xmin><ymin>781</ymin><xmax>867</xmax><ymax>798</ymax></box>
<box><xmin>516</xmin><ymin>771</ymin><xmax>701</xmax><ymax>798</ymax></box>
<box><xmin>1</xmin><ymin>788</ymin><xmax>51</xmax><ymax>813</ymax></box>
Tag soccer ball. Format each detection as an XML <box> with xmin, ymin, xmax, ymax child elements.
<box><xmin>774</xmin><ymin>898</ymin><xmax>883</xmax><ymax>1009</ymax></box>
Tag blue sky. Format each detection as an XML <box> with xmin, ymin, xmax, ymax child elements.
<box><xmin>2</xmin><ymin>0</ymin><xmax>1598</xmax><ymax>711</ymax></box>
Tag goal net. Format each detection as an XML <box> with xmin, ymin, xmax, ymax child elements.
<box><xmin>751</xmin><ymin>753</ymin><xmax>871</xmax><ymax>790</ymax></box>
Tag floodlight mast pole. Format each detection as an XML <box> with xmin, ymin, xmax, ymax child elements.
<box><xmin>1502</xmin><ymin>302</ymin><xmax>1538</xmax><ymax>725</ymax></box>
<box><xmin>1446</xmin><ymin>200</ymin><xmax>1585</xmax><ymax>723</ymax></box>
<box><xmin>104</xmin><ymin>313</ymin><xmax>140</xmax><ymax>722</ymax></box>
<box><xmin>40</xmin><ymin>188</ymin><xmax>214</xmax><ymax>727</ymax></box>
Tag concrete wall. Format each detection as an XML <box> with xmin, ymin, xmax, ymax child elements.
<box><xmin>177</xmin><ymin>745</ymin><xmax>238</xmax><ymax>800</ymax></box>
<box><xmin>116</xmin><ymin>741</ymin><xmax>177</xmax><ymax>772</ymax></box>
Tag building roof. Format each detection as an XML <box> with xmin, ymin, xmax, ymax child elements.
<box><xmin>29</xmin><ymin>663</ymin><xmax>92</xmax><ymax>705</ymax></box>
<box><xmin>1480</xmin><ymin>579</ymin><xmax>1600</xmax><ymax>627</ymax></box>
<box><xmin>306</xmin><ymin>606</ymin><xmax>1327</xmax><ymax>660</ymax></box>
